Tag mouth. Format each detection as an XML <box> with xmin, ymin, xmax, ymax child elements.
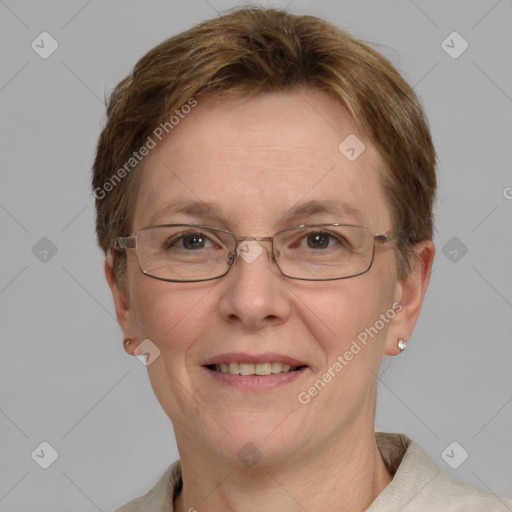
<box><xmin>205</xmin><ymin>362</ymin><xmax>306</xmax><ymax>376</ymax></box>
<box><xmin>202</xmin><ymin>353</ymin><xmax>309</xmax><ymax>390</ymax></box>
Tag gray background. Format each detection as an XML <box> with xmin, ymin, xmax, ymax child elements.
<box><xmin>1</xmin><ymin>0</ymin><xmax>511</xmax><ymax>510</ymax></box>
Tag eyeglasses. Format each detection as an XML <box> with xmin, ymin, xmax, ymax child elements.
<box><xmin>116</xmin><ymin>223</ymin><xmax>397</xmax><ymax>282</ymax></box>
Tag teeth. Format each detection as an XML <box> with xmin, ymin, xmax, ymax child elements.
<box><xmin>213</xmin><ymin>362</ymin><xmax>299</xmax><ymax>375</ymax></box>
<box><xmin>271</xmin><ymin>362</ymin><xmax>282</xmax><ymax>373</ymax></box>
<box><xmin>255</xmin><ymin>363</ymin><xmax>272</xmax><ymax>376</ymax></box>
<box><xmin>240</xmin><ymin>363</ymin><xmax>254</xmax><ymax>375</ymax></box>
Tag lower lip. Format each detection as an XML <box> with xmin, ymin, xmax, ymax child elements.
<box><xmin>203</xmin><ymin>366</ymin><xmax>308</xmax><ymax>390</ymax></box>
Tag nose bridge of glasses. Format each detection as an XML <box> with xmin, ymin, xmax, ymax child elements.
<box><xmin>226</xmin><ymin>236</ymin><xmax>277</xmax><ymax>266</ymax></box>
<box><xmin>235</xmin><ymin>235</ymin><xmax>275</xmax><ymax>257</ymax></box>
<box><xmin>234</xmin><ymin>235</ymin><xmax>274</xmax><ymax>242</ymax></box>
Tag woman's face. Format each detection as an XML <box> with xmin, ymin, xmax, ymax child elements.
<box><xmin>110</xmin><ymin>89</ymin><xmax>426</xmax><ymax>464</ymax></box>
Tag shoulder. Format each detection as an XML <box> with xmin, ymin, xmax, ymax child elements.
<box><xmin>426</xmin><ymin>474</ymin><xmax>512</xmax><ymax>511</ymax></box>
<box><xmin>114</xmin><ymin>460</ymin><xmax>182</xmax><ymax>512</ymax></box>
<box><xmin>370</xmin><ymin>432</ymin><xmax>512</xmax><ymax>511</ymax></box>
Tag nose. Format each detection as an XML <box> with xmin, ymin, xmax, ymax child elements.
<box><xmin>217</xmin><ymin>239</ymin><xmax>291</xmax><ymax>330</ymax></box>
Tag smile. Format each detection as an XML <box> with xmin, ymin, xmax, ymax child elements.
<box><xmin>202</xmin><ymin>352</ymin><xmax>309</xmax><ymax>389</ymax></box>
<box><xmin>206</xmin><ymin>362</ymin><xmax>304</xmax><ymax>375</ymax></box>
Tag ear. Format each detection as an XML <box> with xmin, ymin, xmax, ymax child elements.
<box><xmin>105</xmin><ymin>251</ymin><xmax>139</xmax><ymax>356</ymax></box>
<box><xmin>385</xmin><ymin>240</ymin><xmax>435</xmax><ymax>356</ymax></box>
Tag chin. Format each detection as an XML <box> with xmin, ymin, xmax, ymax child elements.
<box><xmin>201</xmin><ymin>412</ymin><xmax>310</xmax><ymax>467</ymax></box>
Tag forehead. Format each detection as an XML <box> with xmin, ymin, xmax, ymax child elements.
<box><xmin>132</xmin><ymin>89</ymin><xmax>392</xmax><ymax>233</ymax></box>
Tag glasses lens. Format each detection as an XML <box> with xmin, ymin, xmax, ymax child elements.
<box><xmin>274</xmin><ymin>225</ymin><xmax>374</xmax><ymax>280</ymax></box>
<box><xmin>136</xmin><ymin>225</ymin><xmax>235</xmax><ymax>281</ymax></box>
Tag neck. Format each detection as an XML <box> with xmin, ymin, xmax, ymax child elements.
<box><xmin>173</xmin><ymin>426</ymin><xmax>392</xmax><ymax>512</ymax></box>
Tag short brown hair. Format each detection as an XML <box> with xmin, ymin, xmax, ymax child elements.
<box><xmin>92</xmin><ymin>7</ymin><xmax>436</xmax><ymax>283</ymax></box>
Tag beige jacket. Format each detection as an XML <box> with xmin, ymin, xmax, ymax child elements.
<box><xmin>115</xmin><ymin>432</ymin><xmax>512</xmax><ymax>511</ymax></box>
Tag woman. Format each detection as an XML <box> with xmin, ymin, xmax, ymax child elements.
<box><xmin>92</xmin><ymin>8</ymin><xmax>512</xmax><ymax>512</ymax></box>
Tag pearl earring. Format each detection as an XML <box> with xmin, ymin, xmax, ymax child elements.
<box><xmin>397</xmin><ymin>339</ymin><xmax>407</xmax><ymax>351</ymax></box>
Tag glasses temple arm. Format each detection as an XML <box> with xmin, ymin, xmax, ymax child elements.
<box><xmin>375</xmin><ymin>232</ymin><xmax>398</xmax><ymax>245</ymax></box>
<box><xmin>117</xmin><ymin>236</ymin><xmax>136</xmax><ymax>249</ymax></box>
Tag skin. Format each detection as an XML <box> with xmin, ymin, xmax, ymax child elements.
<box><xmin>106</xmin><ymin>88</ymin><xmax>434</xmax><ymax>512</ymax></box>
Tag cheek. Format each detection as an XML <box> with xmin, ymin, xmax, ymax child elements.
<box><xmin>303</xmin><ymin>272</ymin><xmax>395</xmax><ymax>365</ymax></box>
<box><xmin>130</xmin><ymin>280</ymin><xmax>214</xmax><ymax>418</ymax></box>
<box><xmin>129</xmin><ymin>270</ymin><xmax>211</xmax><ymax>358</ymax></box>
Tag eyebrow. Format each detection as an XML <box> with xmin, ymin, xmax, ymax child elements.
<box><xmin>147</xmin><ymin>199</ymin><xmax>363</xmax><ymax>228</ymax></box>
<box><xmin>278</xmin><ymin>199</ymin><xmax>363</xmax><ymax>225</ymax></box>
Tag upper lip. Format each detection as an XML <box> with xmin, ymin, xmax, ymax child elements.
<box><xmin>202</xmin><ymin>352</ymin><xmax>308</xmax><ymax>367</ymax></box>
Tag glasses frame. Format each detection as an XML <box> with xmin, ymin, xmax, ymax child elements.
<box><xmin>116</xmin><ymin>223</ymin><xmax>398</xmax><ymax>283</ymax></box>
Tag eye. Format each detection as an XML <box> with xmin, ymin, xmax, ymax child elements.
<box><xmin>306</xmin><ymin>232</ymin><xmax>333</xmax><ymax>249</ymax></box>
<box><xmin>301</xmin><ymin>231</ymin><xmax>347</xmax><ymax>250</ymax></box>
<box><xmin>166</xmin><ymin>232</ymin><xmax>215</xmax><ymax>250</ymax></box>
